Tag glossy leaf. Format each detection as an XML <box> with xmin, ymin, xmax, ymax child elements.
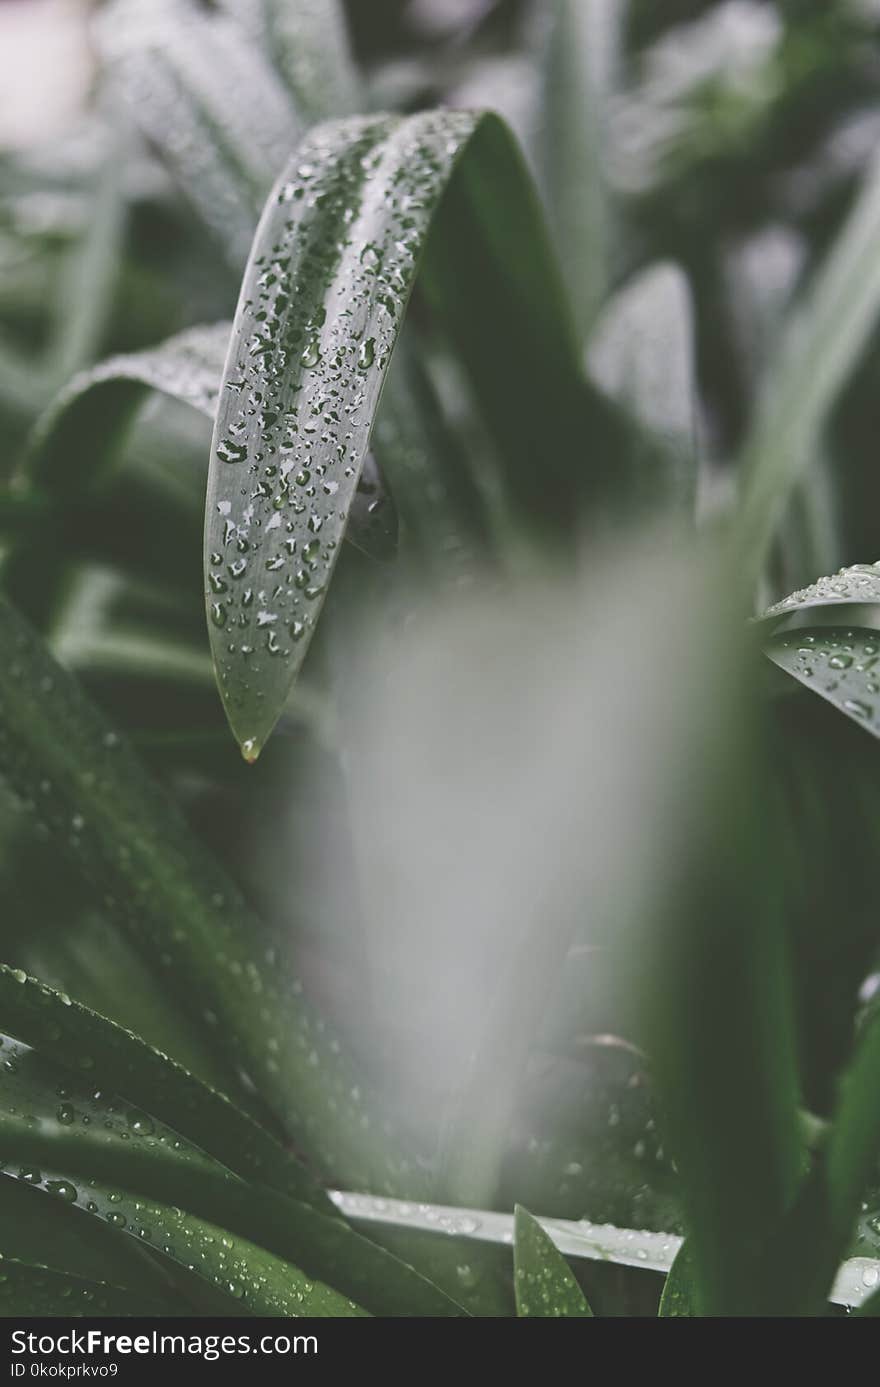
<box><xmin>757</xmin><ymin>561</ymin><xmax>880</xmax><ymax>625</ymax></box>
<box><xmin>205</xmin><ymin>109</ymin><xmax>618</xmax><ymax>755</ymax></box>
<box><xmin>0</xmin><ymin>594</ymin><xmax>415</xmax><ymax>1192</ymax></box>
<box><xmin>513</xmin><ymin>1206</ymin><xmax>593</xmax><ymax>1317</ymax></box>
<box><xmin>765</xmin><ymin>628</ymin><xmax>880</xmax><ymax>739</ymax></box>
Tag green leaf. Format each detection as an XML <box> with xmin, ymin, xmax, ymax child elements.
<box><xmin>737</xmin><ymin>150</ymin><xmax>880</xmax><ymax>584</ymax></box>
<box><xmin>0</xmin><ymin>1261</ymin><xmax>175</xmax><ymax>1318</ymax></box>
<box><xmin>0</xmin><ymin>592</ymin><xmax>415</xmax><ymax>1192</ymax></box>
<box><xmin>658</xmin><ymin>1242</ymin><xmax>696</xmax><ymax>1317</ymax></box>
<box><xmin>764</xmin><ymin>627</ymin><xmax>880</xmax><ymax>738</ymax></box>
<box><xmin>757</xmin><ymin>561</ymin><xmax>880</xmax><ymax>625</ymax></box>
<box><xmin>205</xmin><ymin>110</ymin><xmax>616</xmax><ymax>755</ymax></box>
<box><xmin>513</xmin><ymin>1206</ymin><xmax>593</xmax><ymax>1317</ymax></box>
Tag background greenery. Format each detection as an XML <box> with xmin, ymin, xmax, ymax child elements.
<box><xmin>2</xmin><ymin>0</ymin><xmax>880</xmax><ymax>1317</ymax></box>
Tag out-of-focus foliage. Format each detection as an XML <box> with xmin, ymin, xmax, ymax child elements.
<box><xmin>2</xmin><ymin>0</ymin><xmax>880</xmax><ymax>1317</ymax></box>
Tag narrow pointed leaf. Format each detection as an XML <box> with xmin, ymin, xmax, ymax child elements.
<box><xmin>658</xmin><ymin>1242</ymin><xmax>697</xmax><ymax>1316</ymax></box>
<box><xmin>205</xmin><ymin>110</ymin><xmax>611</xmax><ymax>754</ymax></box>
<box><xmin>539</xmin><ymin>0</ymin><xmax>623</xmax><ymax>334</ymax></box>
<box><xmin>765</xmin><ymin>627</ymin><xmax>880</xmax><ymax>739</ymax></box>
<box><xmin>737</xmin><ymin>150</ymin><xmax>880</xmax><ymax>583</ymax></box>
<box><xmin>588</xmin><ymin>261</ymin><xmax>697</xmax><ymax>507</ymax></box>
<box><xmin>513</xmin><ymin>1206</ymin><xmax>593</xmax><ymax>1317</ymax></box>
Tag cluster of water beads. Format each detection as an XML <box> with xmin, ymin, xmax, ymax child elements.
<box><xmin>770</xmin><ymin>629</ymin><xmax>880</xmax><ymax>726</ymax></box>
<box><xmin>762</xmin><ymin>561</ymin><xmax>880</xmax><ymax>621</ymax></box>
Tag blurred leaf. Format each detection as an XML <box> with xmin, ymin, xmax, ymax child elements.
<box><xmin>258</xmin><ymin>0</ymin><xmax>360</xmax><ymax>121</ymax></box>
<box><xmin>765</xmin><ymin>627</ymin><xmax>880</xmax><ymax>739</ymax></box>
<box><xmin>513</xmin><ymin>1206</ymin><xmax>593</xmax><ymax>1317</ymax></box>
<box><xmin>206</xmin><ymin>110</ymin><xmax>618</xmax><ymax>755</ymax></box>
<box><xmin>738</xmin><ymin>150</ymin><xmax>880</xmax><ymax>584</ymax></box>
<box><xmin>500</xmin><ymin>1045</ymin><xmax>680</xmax><ymax>1231</ymax></box>
<box><xmin>645</xmin><ymin>633</ymin><xmax>804</xmax><ymax>1313</ymax></box>
<box><xmin>539</xmin><ymin>0</ymin><xmax>623</xmax><ymax>335</ymax></box>
<box><xmin>96</xmin><ymin>0</ymin><xmax>300</xmax><ymax>268</ymax></box>
<box><xmin>587</xmin><ymin>261</ymin><xmax>698</xmax><ymax>507</ymax></box>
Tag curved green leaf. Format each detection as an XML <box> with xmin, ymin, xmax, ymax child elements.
<box><xmin>737</xmin><ymin>150</ymin><xmax>880</xmax><ymax>584</ymax></box>
<box><xmin>765</xmin><ymin>627</ymin><xmax>880</xmax><ymax>738</ymax></box>
<box><xmin>0</xmin><ymin>593</ymin><xmax>416</xmax><ymax>1193</ymax></box>
<box><xmin>206</xmin><ymin>109</ymin><xmax>612</xmax><ymax>755</ymax></box>
<box><xmin>758</xmin><ymin>561</ymin><xmax>880</xmax><ymax>625</ymax></box>
<box><xmin>513</xmin><ymin>1206</ymin><xmax>593</xmax><ymax>1317</ymax></box>
<box><xmin>0</xmin><ymin>1261</ymin><xmax>174</xmax><ymax>1318</ymax></box>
